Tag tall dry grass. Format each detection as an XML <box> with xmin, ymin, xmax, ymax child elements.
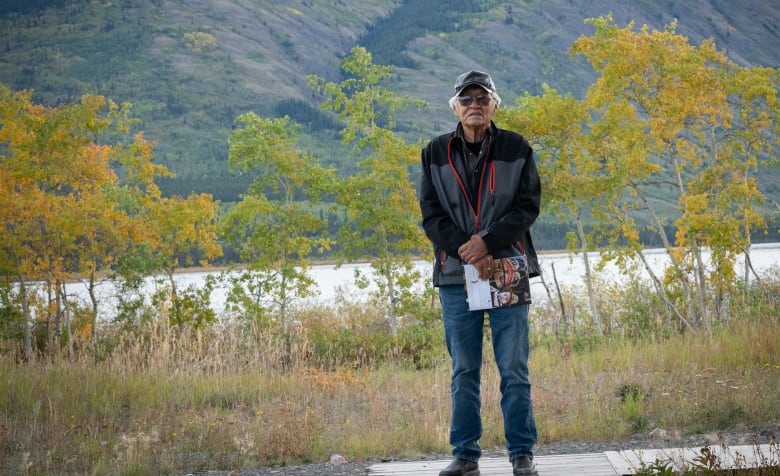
<box><xmin>1</xmin><ymin>285</ymin><xmax>778</xmax><ymax>474</ymax></box>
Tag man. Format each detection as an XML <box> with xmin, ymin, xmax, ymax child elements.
<box><xmin>418</xmin><ymin>70</ymin><xmax>541</xmax><ymax>476</ymax></box>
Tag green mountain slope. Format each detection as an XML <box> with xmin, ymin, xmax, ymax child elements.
<box><xmin>1</xmin><ymin>0</ymin><xmax>778</xmax><ymax>204</ymax></box>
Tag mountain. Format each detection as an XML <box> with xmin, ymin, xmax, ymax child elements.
<box><xmin>1</xmin><ymin>0</ymin><xmax>779</xmax><ymax>202</ymax></box>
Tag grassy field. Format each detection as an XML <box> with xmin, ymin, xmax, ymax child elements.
<box><xmin>1</xmin><ymin>282</ymin><xmax>779</xmax><ymax>474</ymax></box>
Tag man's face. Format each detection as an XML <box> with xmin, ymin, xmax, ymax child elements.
<box><xmin>453</xmin><ymin>86</ymin><xmax>497</xmax><ymax>131</ymax></box>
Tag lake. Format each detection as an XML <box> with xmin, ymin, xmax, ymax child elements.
<box><xmin>62</xmin><ymin>243</ymin><xmax>780</xmax><ymax>320</ymax></box>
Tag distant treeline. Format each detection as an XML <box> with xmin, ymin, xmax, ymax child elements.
<box><xmin>212</xmin><ymin>210</ymin><xmax>780</xmax><ymax>266</ymax></box>
<box><xmin>0</xmin><ymin>0</ymin><xmax>71</xmax><ymax>16</ymax></box>
<box><xmin>532</xmin><ymin>216</ymin><xmax>779</xmax><ymax>253</ymax></box>
<box><xmin>156</xmin><ymin>175</ymin><xmax>254</xmax><ymax>204</ymax></box>
<box><xmin>273</xmin><ymin>99</ymin><xmax>342</xmax><ymax>132</ymax></box>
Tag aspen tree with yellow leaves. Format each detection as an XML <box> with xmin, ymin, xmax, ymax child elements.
<box><xmin>499</xmin><ymin>16</ymin><xmax>778</xmax><ymax>334</ymax></box>
<box><xmin>0</xmin><ymin>84</ymin><xmax>222</xmax><ymax>359</ymax></box>
<box><xmin>140</xmin><ymin>192</ymin><xmax>223</xmax><ymax>331</ymax></box>
<box><xmin>498</xmin><ymin>86</ymin><xmax>608</xmax><ymax>335</ymax></box>
<box><xmin>566</xmin><ymin>15</ymin><xmax>778</xmax><ymax>331</ymax></box>
<box><xmin>0</xmin><ymin>87</ymin><xmax>135</xmax><ymax>358</ymax></box>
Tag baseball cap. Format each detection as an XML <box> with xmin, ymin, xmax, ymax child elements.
<box><xmin>449</xmin><ymin>70</ymin><xmax>502</xmax><ymax>108</ymax></box>
<box><xmin>454</xmin><ymin>70</ymin><xmax>497</xmax><ymax>95</ymax></box>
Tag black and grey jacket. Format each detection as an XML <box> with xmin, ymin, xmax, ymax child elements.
<box><xmin>419</xmin><ymin>122</ymin><xmax>541</xmax><ymax>287</ymax></box>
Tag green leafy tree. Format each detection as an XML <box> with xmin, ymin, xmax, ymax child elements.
<box><xmin>220</xmin><ymin>114</ymin><xmax>333</xmax><ymax>342</ymax></box>
<box><xmin>308</xmin><ymin>46</ymin><xmax>429</xmax><ymax>337</ymax></box>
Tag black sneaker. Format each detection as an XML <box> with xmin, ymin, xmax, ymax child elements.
<box><xmin>512</xmin><ymin>455</ymin><xmax>538</xmax><ymax>476</ymax></box>
<box><xmin>439</xmin><ymin>458</ymin><xmax>480</xmax><ymax>476</ymax></box>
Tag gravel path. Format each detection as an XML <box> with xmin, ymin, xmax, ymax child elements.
<box><xmin>184</xmin><ymin>427</ymin><xmax>778</xmax><ymax>475</ymax></box>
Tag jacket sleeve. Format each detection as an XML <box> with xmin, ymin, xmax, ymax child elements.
<box><xmin>480</xmin><ymin>146</ymin><xmax>541</xmax><ymax>253</ymax></box>
<box><xmin>419</xmin><ymin>143</ymin><xmax>469</xmax><ymax>257</ymax></box>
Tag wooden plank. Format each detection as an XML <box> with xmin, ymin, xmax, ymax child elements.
<box><xmin>606</xmin><ymin>444</ymin><xmax>778</xmax><ymax>475</ymax></box>
<box><xmin>369</xmin><ymin>452</ymin><xmax>618</xmax><ymax>475</ymax></box>
<box><xmin>369</xmin><ymin>444</ymin><xmax>779</xmax><ymax>475</ymax></box>
<box><xmin>535</xmin><ymin>453</ymin><xmax>620</xmax><ymax>475</ymax></box>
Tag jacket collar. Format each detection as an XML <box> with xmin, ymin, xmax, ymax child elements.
<box><xmin>454</xmin><ymin>121</ymin><xmax>499</xmax><ymax>143</ymax></box>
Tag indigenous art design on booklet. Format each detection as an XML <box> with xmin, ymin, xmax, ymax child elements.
<box><xmin>464</xmin><ymin>256</ymin><xmax>531</xmax><ymax>310</ymax></box>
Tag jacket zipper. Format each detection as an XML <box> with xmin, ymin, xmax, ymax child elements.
<box><xmin>446</xmin><ymin>135</ymin><xmax>493</xmax><ymax>232</ymax></box>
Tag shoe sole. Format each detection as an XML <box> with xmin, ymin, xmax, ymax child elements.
<box><xmin>513</xmin><ymin>470</ymin><xmax>538</xmax><ymax>476</ymax></box>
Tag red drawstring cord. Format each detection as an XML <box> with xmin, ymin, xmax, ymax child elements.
<box><xmin>489</xmin><ymin>160</ymin><xmax>495</xmax><ymax>197</ymax></box>
<box><xmin>446</xmin><ymin>135</ymin><xmax>493</xmax><ymax>232</ymax></box>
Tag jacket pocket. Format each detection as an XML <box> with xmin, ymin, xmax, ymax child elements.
<box><xmin>438</xmin><ymin>252</ymin><xmax>466</xmax><ymax>286</ymax></box>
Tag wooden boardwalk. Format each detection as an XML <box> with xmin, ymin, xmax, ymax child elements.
<box><xmin>368</xmin><ymin>444</ymin><xmax>777</xmax><ymax>475</ymax></box>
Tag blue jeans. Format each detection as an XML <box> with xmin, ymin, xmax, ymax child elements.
<box><xmin>438</xmin><ymin>285</ymin><xmax>537</xmax><ymax>462</ymax></box>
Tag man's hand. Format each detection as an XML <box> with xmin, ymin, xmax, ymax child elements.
<box><xmin>458</xmin><ymin>234</ymin><xmax>489</xmax><ymax>264</ymax></box>
<box><xmin>458</xmin><ymin>235</ymin><xmax>492</xmax><ymax>280</ymax></box>
<box><xmin>474</xmin><ymin>254</ymin><xmax>493</xmax><ymax>280</ymax></box>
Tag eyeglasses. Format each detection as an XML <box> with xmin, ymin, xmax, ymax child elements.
<box><xmin>456</xmin><ymin>95</ymin><xmax>492</xmax><ymax>107</ymax></box>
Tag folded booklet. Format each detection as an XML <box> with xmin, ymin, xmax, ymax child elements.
<box><xmin>464</xmin><ymin>255</ymin><xmax>532</xmax><ymax>310</ymax></box>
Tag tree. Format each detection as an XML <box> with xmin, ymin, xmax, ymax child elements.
<box><xmin>1</xmin><ymin>87</ymin><xmax>115</xmax><ymax>358</ymax></box>
<box><xmin>71</xmin><ymin>131</ymin><xmax>167</xmax><ymax>344</ymax></box>
<box><xmin>308</xmin><ymin>46</ymin><xmax>429</xmax><ymax>338</ymax></box>
<box><xmin>141</xmin><ymin>192</ymin><xmax>223</xmax><ymax>331</ymax></box>
<box><xmin>97</xmin><ymin>127</ymin><xmax>223</xmax><ymax>333</ymax></box>
<box><xmin>498</xmin><ymin>85</ymin><xmax>607</xmax><ymax>334</ymax></box>
<box><xmin>569</xmin><ymin>15</ymin><xmax>779</xmax><ymax>330</ymax></box>
<box><xmin>1</xmin><ymin>83</ymin><xmax>221</xmax><ymax>359</ymax></box>
<box><xmin>220</xmin><ymin>113</ymin><xmax>332</xmax><ymax>344</ymax></box>
<box><xmin>0</xmin><ymin>85</ymin><xmax>170</xmax><ymax>358</ymax></box>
